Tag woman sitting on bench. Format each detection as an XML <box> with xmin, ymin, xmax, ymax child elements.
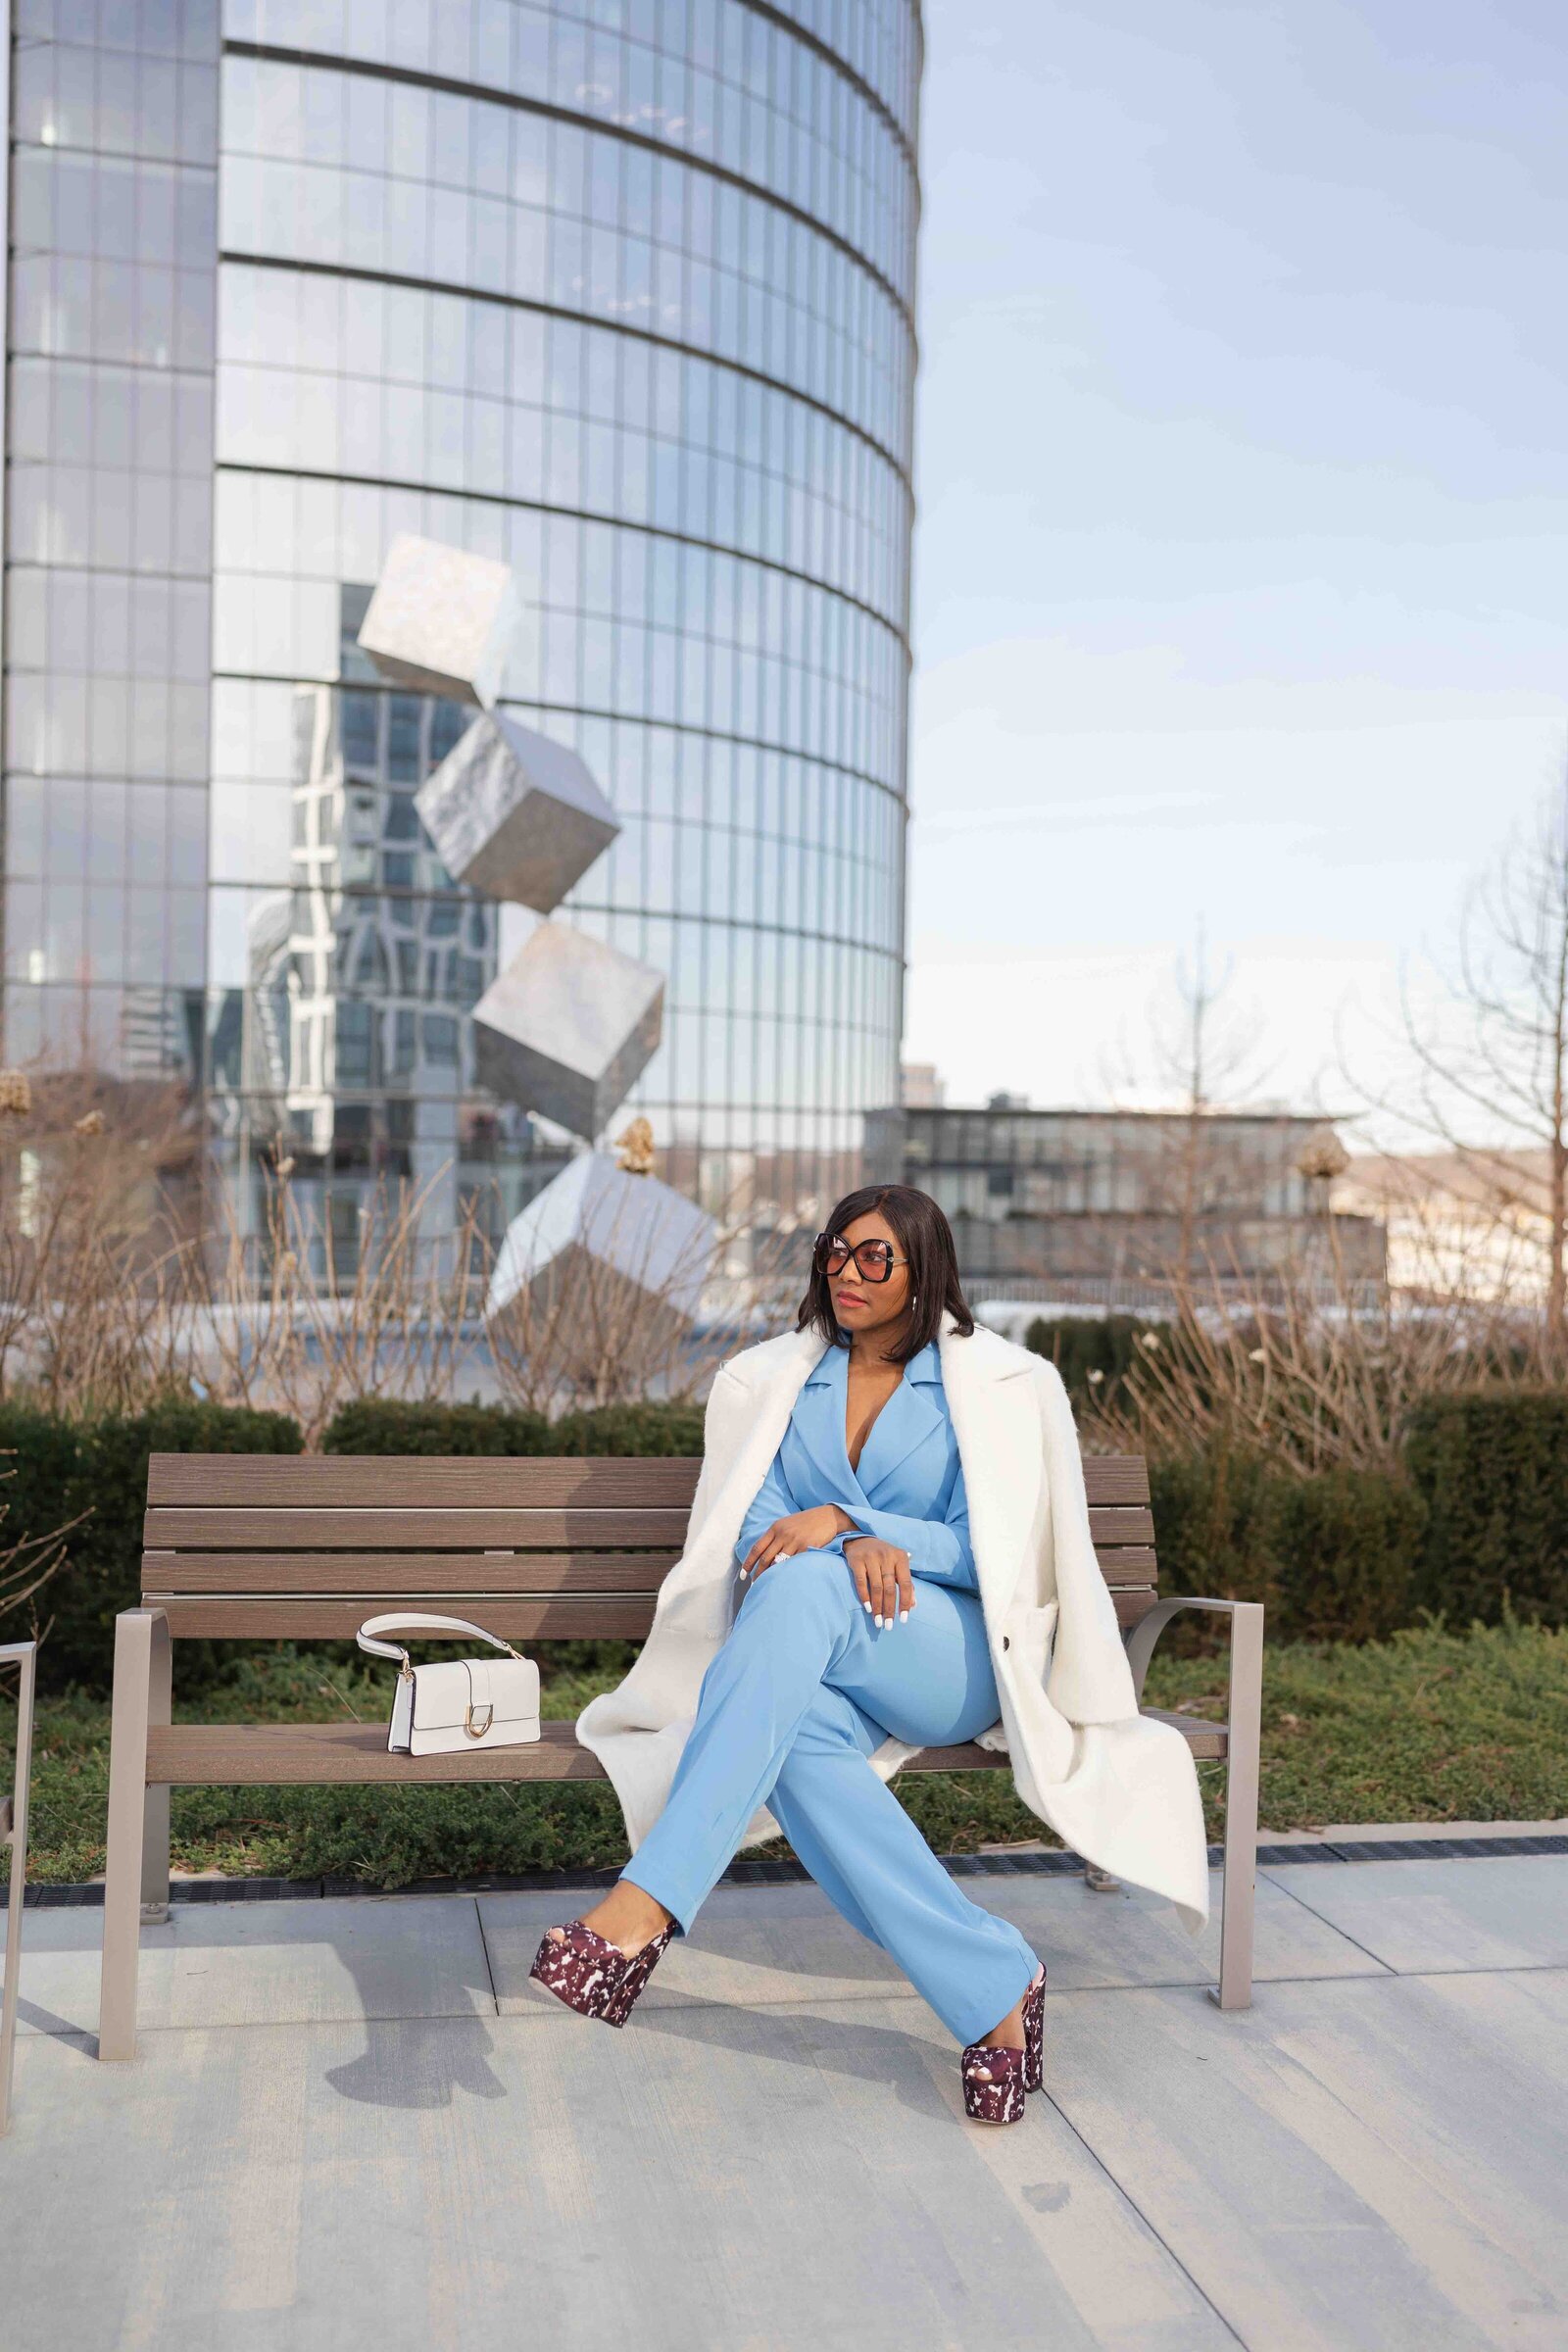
<box><xmin>533</xmin><ymin>1183</ymin><xmax>1207</xmax><ymax>2128</ymax></box>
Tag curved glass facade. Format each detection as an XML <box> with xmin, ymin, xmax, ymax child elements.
<box><xmin>5</xmin><ymin>0</ymin><xmax>920</xmax><ymax>1244</ymax></box>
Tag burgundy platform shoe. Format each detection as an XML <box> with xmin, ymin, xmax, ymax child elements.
<box><xmin>529</xmin><ymin>1918</ymin><xmax>675</xmax><ymax>2028</ymax></box>
<box><xmin>961</xmin><ymin>1965</ymin><xmax>1047</xmax><ymax>2125</ymax></box>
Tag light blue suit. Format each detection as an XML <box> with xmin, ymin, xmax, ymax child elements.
<box><xmin>622</xmin><ymin>1341</ymin><xmax>1039</xmax><ymax>2043</ymax></box>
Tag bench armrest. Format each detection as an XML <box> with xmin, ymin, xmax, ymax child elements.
<box><xmin>1125</xmin><ymin>1594</ymin><xmax>1264</xmax><ymax>1708</ymax></box>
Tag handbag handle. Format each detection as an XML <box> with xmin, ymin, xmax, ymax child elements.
<box><xmin>356</xmin><ymin>1612</ymin><xmax>526</xmax><ymax>1677</ymax></box>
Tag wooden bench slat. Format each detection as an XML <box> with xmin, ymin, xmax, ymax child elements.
<box><xmin>142</xmin><ymin>1545</ymin><xmax>1156</xmax><ymax>1594</ymax></box>
<box><xmin>146</xmin><ymin>1721</ymin><xmax>608</xmax><ymax>1784</ymax></box>
<box><xmin>143</xmin><ymin>1549</ymin><xmax>684</xmax><ymax>1594</ymax></box>
<box><xmin>145</xmin><ymin>1454</ymin><xmax>704</xmax><ymax>1508</ymax></box>
<box><xmin>144</xmin><ymin>1508</ymin><xmax>695</xmax><ymax>1550</ymax></box>
<box><xmin>143</xmin><ymin>1709</ymin><xmax>1224</xmax><ymax>1787</ymax></box>
<box><xmin>1080</xmin><ymin>1456</ymin><xmax>1151</xmax><ymax>1505</ymax></box>
<box><xmin>147</xmin><ymin>1587</ymin><xmax>1162</xmax><ymax>1641</ymax></box>
<box><xmin>149</xmin><ymin>1452</ymin><xmax>1148</xmax><ymax>1508</ymax></box>
<box><xmin>153</xmin><ymin>1596</ymin><xmax>664</xmax><ymax>1640</ymax></box>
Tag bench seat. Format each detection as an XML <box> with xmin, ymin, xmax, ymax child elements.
<box><xmin>145</xmin><ymin>1713</ymin><xmax>1228</xmax><ymax>1785</ymax></box>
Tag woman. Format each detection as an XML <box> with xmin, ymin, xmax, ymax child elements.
<box><xmin>532</xmin><ymin>1186</ymin><xmax>1209</xmax><ymax>2126</ymax></box>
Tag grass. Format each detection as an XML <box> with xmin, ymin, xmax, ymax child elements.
<box><xmin>3</xmin><ymin>1620</ymin><xmax>1566</xmax><ymax>1889</ymax></box>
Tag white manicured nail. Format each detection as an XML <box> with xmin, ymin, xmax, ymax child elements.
<box><xmin>901</xmin><ymin>1609</ymin><xmax>908</xmax><ymax>1623</ymax></box>
<box><xmin>874</xmin><ymin>1614</ymin><xmax>883</xmax><ymax>1629</ymax></box>
<box><xmin>862</xmin><ymin>1601</ymin><xmax>872</xmax><ymax>1613</ymax></box>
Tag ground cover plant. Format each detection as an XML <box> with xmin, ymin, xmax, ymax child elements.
<box><xmin>5</xmin><ymin>1619</ymin><xmax>1563</xmax><ymax>1887</ymax></box>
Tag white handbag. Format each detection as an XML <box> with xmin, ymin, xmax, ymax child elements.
<box><xmin>356</xmin><ymin>1613</ymin><xmax>542</xmax><ymax>1756</ymax></box>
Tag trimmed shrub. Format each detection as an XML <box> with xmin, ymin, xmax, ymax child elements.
<box><xmin>1147</xmin><ymin>1444</ymin><xmax>1426</xmax><ymax>1644</ymax></box>
<box><xmin>1405</xmin><ymin>1389</ymin><xmax>1568</xmax><ymax>1627</ymax></box>
<box><xmin>321</xmin><ymin>1396</ymin><xmax>705</xmax><ymax>1457</ymax></box>
<box><xmin>321</xmin><ymin>1398</ymin><xmax>551</xmax><ymax>1456</ymax></box>
<box><xmin>551</xmin><ymin>1400</ymin><xmax>706</xmax><ymax>1456</ymax></box>
<box><xmin>0</xmin><ymin>1398</ymin><xmax>302</xmax><ymax>1694</ymax></box>
<box><xmin>1147</xmin><ymin>1444</ymin><xmax>1281</xmax><ymax>1618</ymax></box>
<box><xmin>1264</xmin><ymin>1466</ymin><xmax>1427</xmax><ymax>1644</ymax></box>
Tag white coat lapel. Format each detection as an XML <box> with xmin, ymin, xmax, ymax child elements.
<box><xmin>937</xmin><ymin>1316</ymin><xmax>1043</xmax><ymax>1620</ymax></box>
<box><xmin>655</xmin><ymin>1326</ymin><xmax>823</xmax><ymax>1624</ymax></box>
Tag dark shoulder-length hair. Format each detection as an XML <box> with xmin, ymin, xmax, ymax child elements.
<box><xmin>795</xmin><ymin>1183</ymin><xmax>976</xmax><ymax>1365</ymax></box>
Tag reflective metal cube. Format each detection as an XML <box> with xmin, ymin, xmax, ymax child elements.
<box><xmin>356</xmin><ymin>533</ymin><xmax>522</xmax><ymax>708</ymax></box>
<box><xmin>416</xmin><ymin>712</ymin><xmax>618</xmax><ymax>912</ymax></box>
<box><xmin>472</xmin><ymin>921</ymin><xmax>664</xmax><ymax>1139</ymax></box>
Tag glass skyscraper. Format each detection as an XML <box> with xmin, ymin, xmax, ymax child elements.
<box><xmin>3</xmin><ymin>0</ymin><xmax>920</xmax><ymax>1252</ymax></box>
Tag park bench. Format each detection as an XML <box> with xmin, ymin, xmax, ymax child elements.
<box><xmin>99</xmin><ymin>1451</ymin><xmax>1262</xmax><ymax>2058</ymax></box>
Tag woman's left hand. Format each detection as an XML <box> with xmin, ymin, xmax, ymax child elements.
<box><xmin>740</xmin><ymin>1505</ymin><xmax>855</xmax><ymax>1579</ymax></box>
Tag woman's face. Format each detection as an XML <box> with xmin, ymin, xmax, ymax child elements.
<box><xmin>828</xmin><ymin>1208</ymin><xmax>912</xmax><ymax>1344</ymax></box>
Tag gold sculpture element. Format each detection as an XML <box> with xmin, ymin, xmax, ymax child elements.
<box><xmin>0</xmin><ymin>1070</ymin><xmax>32</xmax><ymax>1118</ymax></box>
<box><xmin>614</xmin><ymin>1116</ymin><xmax>657</xmax><ymax>1176</ymax></box>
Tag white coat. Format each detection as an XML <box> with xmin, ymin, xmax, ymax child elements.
<box><xmin>576</xmin><ymin>1314</ymin><xmax>1211</xmax><ymax>1929</ymax></box>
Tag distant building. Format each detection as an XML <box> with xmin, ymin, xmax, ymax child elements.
<box><xmin>1335</xmin><ymin>1148</ymin><xmax>1551</xmax><ymax>1303</ymax></box>
<box><xmin>868</xmin><ymin>1102</ymin><xmax>1385</xmax><ymax>1301</ymax></box>
<box><xmin>900</xmin><ymin>1062</ymin><xmax>946</xmax><ymax>1109</ymax></box>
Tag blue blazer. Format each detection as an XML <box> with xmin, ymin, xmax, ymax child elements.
<box><xmin>735</xmin><ymin>1340</ymin><xmax>977</xmax><ymax>1590</ymax></box>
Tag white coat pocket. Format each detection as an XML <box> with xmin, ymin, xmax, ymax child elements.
<box><xmin>1010</xmin><ymin>1600</ymin><xmax>1060</xmax><ymax>1687</ymax></box>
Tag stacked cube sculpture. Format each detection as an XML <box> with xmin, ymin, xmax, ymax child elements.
<box><xmin>358</xmin><ymin>534</ymin><xmax>522</xmax><ymax>709</ymax></box>
<box><xmin>416</xmin><ymin>710</ymin><xmax>618</xmax><ymax>911</ymax></box>
<box><xmin>486</xmin><ymin>1147</ymin><xmax>712</xmax><ymax>1326</ymax></box>
<box><xmin>472</xmin><ymin>920</ymin><xmax>665</xmax><ymax>1142</ymax></box>
<box><xmin>357</xmin><ymin>533</ymin><xmax>663</xmax><ymax>1143</ymax></box>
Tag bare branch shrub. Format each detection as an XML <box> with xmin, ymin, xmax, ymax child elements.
<box><xmin>0</xmin><ymin>1069</ymin><xmax>200</xmax><ymax>1412</ymax></box>
<box><xmin>188</xmin><ymin>1169</ymin><xmax>490</xmax><ymax>1446</ymax></box>
<box><xmin>1083</xmin><ymin>1221</ymin><xmax>1549</xmax><ymax>1478</ymax></box>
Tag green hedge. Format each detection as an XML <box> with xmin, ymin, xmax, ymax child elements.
<box><xmin>1405</xmin><ymin>1389</ymin><xmax>1568</xmax><ymax>1626</ymax></box>
<box><xmin>1149</xmin><ymin>1445</ymin><xmax>1428</xmax><ymax>1644</ymax></box>
<box><xmin>320</xmin><ymin>1396</ymin><xmax>706</xmax><ymax>1457</ymax></box>
<box><xmin>0</xmin><ymin>1399</ymin><xmax>302</xmax><ymax>1693</ymax></box>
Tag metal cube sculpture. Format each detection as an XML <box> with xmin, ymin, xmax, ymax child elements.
<box><xmin>473</xmin><ymin>921</ymin><xmax>664</xmax><ymax>1140</ymax></box>
<box><xmin>357</xmin><ymin>534</ymin><xmax>521</xmax><ymax>708</ymax></box>
<box><xmin>487</xmin><ymin>1151</ymin><xmax>713</xmax><ymax>1325</ymax></box>
<box><xmin>416</xmin><ymin>712</ymin><xmax>618</xmax><ymax>912</ymax></box>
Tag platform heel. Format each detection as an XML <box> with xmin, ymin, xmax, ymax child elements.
<box><xmin>529</xmin><ymin>1919</ymin><xmax>675</xmax><ymax>2027</ymax></box>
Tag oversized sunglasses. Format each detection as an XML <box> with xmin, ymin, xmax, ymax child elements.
<box><xmin>814</xmin><ymin>1233</ymin><xmax>907</xmax><ymax>1284</ymax></box>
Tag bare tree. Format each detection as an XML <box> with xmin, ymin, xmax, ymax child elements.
<box><xmin>1370</xmin><ymin>768</ymin><xmax>1568</xmax><ymax>1349</ymax></box>
<box><xmin>1092</xmin><ymin>922</ymin><xmax>1278</xmax><ymax>1288</ymax></box>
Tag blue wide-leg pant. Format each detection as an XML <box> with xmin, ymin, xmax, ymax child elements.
<box><xmin>620</xmin><ymin>1549</ymin><xmax>1039</xmax><ymax>2045</ymax></box>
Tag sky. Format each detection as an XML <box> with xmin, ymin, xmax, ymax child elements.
<box><xmin>904</xmin><ymin>0</ymin><xmax>1568</xmax><ymax>1133</ymax></box>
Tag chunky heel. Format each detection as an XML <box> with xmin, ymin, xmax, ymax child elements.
<box><xmin>1023</xmin><ymin>1965</ymin><xmax>1047</xmax><ymax>2092</ymax></box>
<box><xmin>961</xmin><ymin>2038</ymin><xmax>1028</xmax><ymax>2125</ymax></box>
<box><xmin>529</xmin><ymin>1918</ymin><xmax>675</xmax><ymax>2027</ymax></box>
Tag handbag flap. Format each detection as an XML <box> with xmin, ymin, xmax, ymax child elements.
<box><xmin>410</xmin><ymin>1656</ymin><xmax>540</xmax><ymax>1732</ymax></box>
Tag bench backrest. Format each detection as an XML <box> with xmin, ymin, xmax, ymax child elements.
<box><xmin>141</xmin><ymin>1453</ymin><xmax>1159</xmax><ymax>1642</ymax></box>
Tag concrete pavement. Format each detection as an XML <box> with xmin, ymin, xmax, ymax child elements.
<box><xmin>3</xmin><ymin>1853</ymin><xmax>1565</xmax><ymax>2351</ymax></box>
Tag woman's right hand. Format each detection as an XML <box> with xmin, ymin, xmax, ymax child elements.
<box><xmin>741</xmin><ymin>1505</ymin><xmax>855</xmax><ymax>1579</ymax></box>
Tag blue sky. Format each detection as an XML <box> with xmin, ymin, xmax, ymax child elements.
<box><xmin>905</xmin><ymin>0</ymin><xmax>1568</xmax><ymax>1125</ymax></box>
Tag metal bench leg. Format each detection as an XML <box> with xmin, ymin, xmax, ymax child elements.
<box><xmin>141</xmin><ymin>1615</ymin><xmax>172</xmax><ymax>1925</ymax></box>
<box><xmin>1</xmin><ymin>1642</ymin><xmax>37</xmax><ymax>2136</ymax></box>
<box><xmin>1212</xmin><ymin>1601</ymin><xmax>1264</xmax><ymax>2011</ymax></box>
<box><xmin>100</xmin><ymin>1611</ymin><xmax>163</xmax><ymax>2061</ymax></box>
